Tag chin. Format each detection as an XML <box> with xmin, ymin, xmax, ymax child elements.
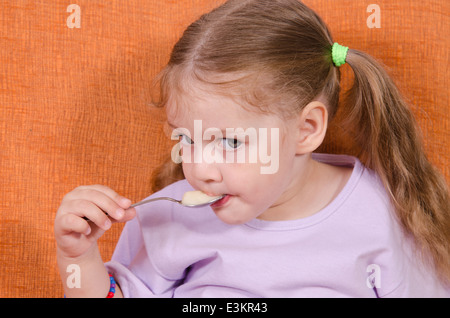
<box><xmin>212</xmin><ymin>207</ymin><xmax>254</xmax><ymax>226</ymax></box>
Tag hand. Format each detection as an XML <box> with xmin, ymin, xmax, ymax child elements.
<box><xmin>54</xmin><ymin>185</ymin><xmax>136</xmax><ymax>259</ymax></box>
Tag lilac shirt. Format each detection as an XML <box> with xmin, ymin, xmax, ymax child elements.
<box><xmin>105</xmin><ymin>154</ymin><xmax>449</xmax><ymax>297</ymax></box>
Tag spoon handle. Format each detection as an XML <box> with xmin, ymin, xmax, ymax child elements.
<box><xmin>82</xmin><ymin>197</ymin><xmax>182</xmax><ymax>221</ymax></box>
<box><xmin>130</xmin><ymin>197</ymin><xmax>182</xmax><ymax>208</ymax></box>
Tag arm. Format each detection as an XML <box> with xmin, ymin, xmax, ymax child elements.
<box><xmin>54</xmin><ymin>185</ymin><xmax>135</xmax><ymax>298</ymax></box>
<box><xmin>57</xmin><ymin>243</ymin><xmax>123</xmax><ymax>298</ymax></box>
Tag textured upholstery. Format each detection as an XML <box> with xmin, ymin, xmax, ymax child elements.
<box><xmin>0</xmin><ymin>0</ymin><xmax>448</xmax><ymax>297</ymax></box>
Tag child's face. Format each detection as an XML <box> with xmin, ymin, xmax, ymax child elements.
<box><xmin>166</xmin><ymin>90</ymin><xmax>302</xmax><ymax>225</ymax></box>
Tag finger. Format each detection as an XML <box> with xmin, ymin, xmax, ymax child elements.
<box><xmin>76</xmin><ymin>185</ymin><xmax>132</xmax><ymax>211</ymax></box>
<box><xmin>115</xmin><ymin>207</ymin><xmax>137</xmax><ymax>223</ymax></box>
<box><xmin>82</xmin><ymin>185</ymin><xmax>132</xmax><ymax>208</ymax></box>
<box><xmin>58</xmin><ymin>213</ymin><xmax>92</xmax><ymax>236</ymax></box>
<box><xmin>66</xmin><ymin>199</ymin><xmax>112</xmax><ymax>231</ymax></box>
<box><xmin>70</xmin><ymin>188</ymin><xmax>126</xmax><ymax>221</ymax></box>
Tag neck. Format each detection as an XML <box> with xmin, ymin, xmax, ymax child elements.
<box><xmin>257</xmin><ymin>154</ymin><xmax>318</xmax><ymax>221</ymax></box>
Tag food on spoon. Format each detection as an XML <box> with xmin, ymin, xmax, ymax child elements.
<box><xmin>181</xmin><ymin>191</ymin><xmax>223</xmax><ymax>206</ymax></box>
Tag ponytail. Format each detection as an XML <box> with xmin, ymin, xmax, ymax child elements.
<box><xmin>343</xmin><ymin>49</ymin><xmax>450</xmax><ymax>283</ymax></box>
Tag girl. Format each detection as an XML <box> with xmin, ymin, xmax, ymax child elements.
<box><xmin>55</xmin><ymin>0</ymin><xmax>449</xmax><ymax>297</ymax></box>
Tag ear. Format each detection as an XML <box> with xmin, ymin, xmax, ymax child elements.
<box><xmin>295</xmin><ymin>101</ymin><xmax>328</xmax><ymax>154</ymax></box>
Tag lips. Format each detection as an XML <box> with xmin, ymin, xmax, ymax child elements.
<box><xmin>210</xmin><ymin>194</ymin><xmax>231</xmax><ymax>208</ymax></box>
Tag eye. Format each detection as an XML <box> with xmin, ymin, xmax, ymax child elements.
<box><xmin>221</xmin><ymin>138</ymin><xmax>242</xmax><ymax>150</ymax></box>
<box><xmin>178</xmin><ymin>134</ymin><xmax>194</xmax><ymax>145</ymax></box>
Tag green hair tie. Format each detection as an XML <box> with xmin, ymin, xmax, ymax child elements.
<box><xmin>331</xmin><ymin>42</ymin><xmax>349</xmax><ymax>67</ymax></box>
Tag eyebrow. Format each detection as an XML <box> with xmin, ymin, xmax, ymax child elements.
<box><xmin>167</xmin><ymin>121</ymin><xmax>254</xmax><ymax>134</ymax></box>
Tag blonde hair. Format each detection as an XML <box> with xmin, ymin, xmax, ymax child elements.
<box><xmin>152</xmin><ymin>0</ymin><xmax>450</xmax><ymax>282</ymax></box>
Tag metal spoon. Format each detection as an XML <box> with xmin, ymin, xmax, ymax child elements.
<box><xmin>82</xmin><ymin>193</ymin><xmax>225</xmax><ymax>221</ymax></box>
<box><xmin>131</xmin><ymin>193</ymin><xmax>226</xmax><ymax>208</ymax></box>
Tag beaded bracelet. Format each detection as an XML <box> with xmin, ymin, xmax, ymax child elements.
<box><xmin>106</xmin><ymin>273</ymin><xmax>116</xmax><ymax>298</ymax></box>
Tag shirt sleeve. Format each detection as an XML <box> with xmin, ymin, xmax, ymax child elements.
<box><xmin>372</xmin><ymin>215</ymin><xmax>450</xmax><ymax>298</ymax></box>
<box><xmin>378</xmin><ymin>242</ymin><xmax>450</xmax><ymax>298</ymax></box>
<box><xmin>104</xmin><ymin>214</ymin><xmax>184</xmax><ymax>298</ymax></box>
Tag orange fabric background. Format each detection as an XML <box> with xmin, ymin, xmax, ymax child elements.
<box><xmin>0</xmin><ymin>0</ymin><xmax>448</xmax><ymax>297</ymax></box>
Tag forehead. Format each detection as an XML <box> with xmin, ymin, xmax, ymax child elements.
<box><xmin>163</xmin><ymin>68</ymin><xmax>294</xmax><ymax>132</ymax></box>
<box><xmin>165</xmin><ymin>88</ymin><xmax>278</xmax><ymax>131</ymax></box>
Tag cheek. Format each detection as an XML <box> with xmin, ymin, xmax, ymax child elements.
<box><xmin>230</xmin><ymin>168</ymin><xmax>283</xmax><ymax>202</ymax></box>
<box><xmin>223</xmin><ymin>163</ymin><xmax>260</xmax><ymax>186</ymax></box>
<box><xmin>243</xmin><ymin>160</ymin><xmax>295</xmax><ymax>204</ymax></box>
<box><xmin>181</xmin><ymin>163</ymin><xmax>197</xmax><ymax>187</ymax></box>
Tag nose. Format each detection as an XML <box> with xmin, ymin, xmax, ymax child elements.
<box><xmin>189</xmin><ymin>161</ymin><xmax>223</xmax><ymax>184</ymax></box>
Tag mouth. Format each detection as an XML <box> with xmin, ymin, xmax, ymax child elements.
<box><xmin>210</xmin><ymin>194</ymin><xmax>231</xmax><ymax>208</ymax></box>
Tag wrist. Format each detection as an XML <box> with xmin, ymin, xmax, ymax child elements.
<box><xmin>106</xmin><ymin>274</ymin><xmax>116</xmax><ymax>298</ymax></box>
<box><xmin>57</xmin><ymin>244</ymin><xmax>111</xmax><ymax>298</ymax></box>
<box><xmin>56</xmin><ymin>241</ymin><xmax>98</xmax><ymax>263</ymax></box>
